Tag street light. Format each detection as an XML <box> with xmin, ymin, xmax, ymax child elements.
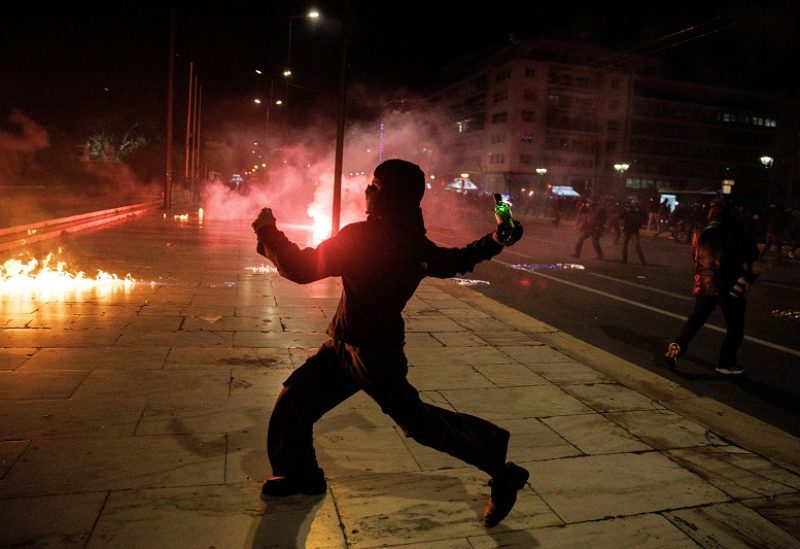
<box><xmin>285</xmin><ymin>9</ymin><xmax>321</xmax><ymax>108</ymax></box>
<box><xmin>536</xmin><ymin>167</ymin><xmax>547</xmax><ymax>192</ymax></box>
<box><xmin>613</xmin><ymin>162</ymin><xmax>630</xmax><ymax>192</ymax></box>
<box><xmin>761</xmin><ymin>155</ymin><xmax>774</xmax><ymax>202</ymax></box>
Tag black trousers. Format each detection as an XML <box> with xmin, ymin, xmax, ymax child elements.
<box><xmin>621</xmin><ymin>232</ymin><xmax>646</xmax><ymax>263</ymax></box>
<box><xmin>675</xmin><ymin>293</ymin><xmax>746</xmax><ymax>368</ymax></box>
<box><xmin>574</xmin><ymin>229</ymin><xmax>603</xmax><ymax>259</ymax></box>
<box><xmin>267</xmin><ymin>339</ymin><xmax>510</xmax><ymax>479</ymax></box>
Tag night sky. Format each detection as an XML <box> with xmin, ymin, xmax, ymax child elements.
<box><xmin>1</xmin><ymin>1</ymin><xmax>798</xmax><ymax>162</ymax></box>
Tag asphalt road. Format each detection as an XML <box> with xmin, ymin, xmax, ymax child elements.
<box><xmin>429</xmin><ymin>217</ymin><xmax>800</xmax><ymax>438</ymax></box>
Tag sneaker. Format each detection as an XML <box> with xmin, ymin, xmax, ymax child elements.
<box><xmin>715</xmin><ymin>365</ymin><xmax>745</xmax><ymax>376</ymax></box>
<box><xmin>261</xmin><ymin>468</ymin><xmax>327</xmax><ymax>498</ymax></box>
<box><xmin>664</xmin><ymin>343</ymin><xmax>680</xmax><ymax>368</ymax></box>
<box><xmin>482</xmin><ymin>462</ymin><xmax>529</xmax><ymax>528</ymax></box>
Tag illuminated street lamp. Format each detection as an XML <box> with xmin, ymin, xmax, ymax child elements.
<box><xmin>285</xmin><ymin>9</ymin><xmax>321</xmax><ymax>106</ymax></box>
<box><xmin>613</xmin><ymin>162</ymin><xmax>630</xmax><ymax>192</ymax></box>
<box><xmin>761</xmin><ymin>155</ymin><xmax>774</xmax><ymax>202</ymax></box>
<box><xmin>535</xmin><ymin>167</ymin><xmax>547</xmax><ymax>192</ymax></box>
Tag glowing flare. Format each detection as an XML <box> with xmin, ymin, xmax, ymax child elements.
<box><xmin>0</xmin><ymin>253</ymin><xmax>135</xmax><ymax>298</ymax></box>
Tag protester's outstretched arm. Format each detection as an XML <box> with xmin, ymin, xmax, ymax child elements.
<box><xmin>425</xmin><ymin>223</ymin><xmax>523</xmax><ymax>279</ymax></box>
<box><xmin>252</xmin><ymin>207</ymin><xmax>337</xmax><ymax>284</ymax></box>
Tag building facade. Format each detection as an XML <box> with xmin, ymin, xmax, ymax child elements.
<box><xmin>427</xmin><ymin>38</ymin><xmax>794</xmax><ymax>207</ymax></box>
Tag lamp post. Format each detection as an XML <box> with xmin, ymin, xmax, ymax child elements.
<box><xmin>761</xmin><ymin>155</ymin><xmax>774</xmax><ymax>203</ymax></box>
<box><xmin>284</xmin><ymin>9</ymin><xmax>320</xmax><ymax>111</ymax></box>
<box><xmin>331</xmin><ymin>0</ymin><xmax>350</xmax><ymax>237</ymax></box>
<box><xmin>536</xmin><ymin>167</ymin><xmax>547</xmax><ymax>191</ymax></box>
<box><xmin>613</xmin><ymin>162</ymin><xmax>630</xmax><ymax>193</ymax></box>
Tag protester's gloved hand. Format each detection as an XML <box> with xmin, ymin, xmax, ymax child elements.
<box><xmin>494</xmin><ymin>221</ymin><xmax>523</xmax><ymax>246</ymax></box>
<box><xmin>252</xmin><ymin>207</ymin><xmax>277</xmax><ymax>233</ymax></box>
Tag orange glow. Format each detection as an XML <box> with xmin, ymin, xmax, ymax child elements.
<box><xmin>306</xmin><ymin>204</ymin><xmax>332</xmax><ymax>243</ymax></box>
<box><xmin>1</xmin><ymin>252</ymin><xmax>135</xmax><ymax>299</ymax></box>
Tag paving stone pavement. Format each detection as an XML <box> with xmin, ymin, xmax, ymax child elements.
<box><xmin>1</xmin><ymin>213</ymin><xmax>799</xmax><ymax>548</ymax></box>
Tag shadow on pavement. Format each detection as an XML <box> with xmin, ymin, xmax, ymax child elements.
<box><xmin>250</xmin><ymin>491</ymin><xmax>326</xmax><ymax>548</ymax></box>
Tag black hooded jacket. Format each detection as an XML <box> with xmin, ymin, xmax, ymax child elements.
<box><xmin>256</xmin><ymin>209</ymin><xmax>503</xmax><ymax>348</ymax></box>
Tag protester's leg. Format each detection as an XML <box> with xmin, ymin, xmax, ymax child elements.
<box><xmin>718</xmin><ymin>295</ymin><xmax>746</xmax><ymax>369</ymax></box>
<box><xmin>350</xmin><ymin>346</ymin><xmax>510</xmax><ymax>477</ymax></box>
<box><xmin>591</xmin><ymin>231</ymin><xmax>604</xmax><ymax>259</ymax></box>
<box><xmin>621</xmin><ymin>233</ymin><xmax>630</xmax><ymax>263</ymax></box>
<box><xmin>674</xmin><ymin>295</ymin><xmax>717</xmax><ymax>353</ymax></box>
<box><xmin>573</xmin><ymin>233</ymin><xmax>588</xmax><ymax>257</ymax></box>
<box><xmin>267</xmin><ymin>341</ymin><xmax>359</xmax><ymax>479</ymax></box>
<box><xmin>633</xmin><ymin>233</ymin><xmax>646</xmax><ymax>264</ymax></box>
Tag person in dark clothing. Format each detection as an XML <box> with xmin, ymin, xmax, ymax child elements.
<box><xmin>664</xmin><ymin>198</ymin><xmax>760</xmax><ymax>375</ymax></box>
<box><xmin>252</xmin><ymin>159</ymin><xmax>527</xmax><ymax>527</ymax></box>
<box><xmin>761</xmin><ymin>203</ymin><xmax>788</xmax><ymax>264</ymax></box>
<box><xmin>620</xmin><ymin>200</ymin><xmax>646</xmax><ymax>264</ymax></box>
<box><xmin>572</xmin><ymin>199</ymin><xmax>606</xmax><ymax>259</ymax></box>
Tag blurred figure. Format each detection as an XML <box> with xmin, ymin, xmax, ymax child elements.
<box><xmin>788</xmin><ymin>206</ymin><xmax>800</xmax><ymax>259</ymax></box>
<box><xmin>551</xmin><ymin>196</ymin><xmax>563</xmax><ymax>227</ymax></box>
<box><xmin>664</xmin><ymin>198</ymin><xmax>760</xmax><ymax>375</ymax></box>
<box><xmin>253</xmin><ymin>159</ymin><xmax>527</xmax><ymax>528</ymax></box>
<box><xmin>761</xmin><ymin>203</ymin><xmax>788</xmax><ymax>264</ymax></box>
<box><xmin>607</xmin><ymin>198</ymin><xmax>623</xmax><ymax>245</ymax></box>
<box><xmin>646</xmin><ymin>196</ymin><xmax>660</xmax><ymax>230</ymax></box>
<box><xmin>620</xmin><ymin>200</ymin><xmax>647</xmax><ymax>265</ymax></box>
<box><xmin>572</xmin><ymin>199</ymin><xmax>606</xmax><ymax>260</ymax></box>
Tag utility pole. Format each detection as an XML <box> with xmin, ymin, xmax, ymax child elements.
<box><xmin>184</xmin><ymin>62</ymin><xmax>195</xmax><ymax>203</ymax></box>
<box><xmin>331</xmin><ymin>0</ymin><xmax>350</xmax><ymax>237</ymax></box>
<box><xmin>164</xmin><ymin>9</ymin><xmax>176</xmax><ymax>209</ymax></box>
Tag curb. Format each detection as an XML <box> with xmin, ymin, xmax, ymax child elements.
<box><xmin>431</xmin><ymin>277</ymin><xmax>800</xmax><ymax>475</ymax></box>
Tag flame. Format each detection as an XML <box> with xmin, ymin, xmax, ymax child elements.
<box><xmin>306</xmin><ymin>203</ymin><xmax>332</xmax><ymax>244</ymax></box>
<box><xmin>1</xmin><ymin>252</ymin><xmax>135</xmax><ymax>299</ymax></box>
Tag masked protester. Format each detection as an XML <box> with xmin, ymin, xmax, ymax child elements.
<box><xmin>252</xmin><ymin>159</ymin><xmax>526</xmax><ymax>527</ymax></box>
<box><xmin>664</xmin><ymin>198</ymin><xmax>759</xmax><ymax>375</ymax></box>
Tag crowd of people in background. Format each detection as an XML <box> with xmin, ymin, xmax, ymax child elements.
<box><xmin>565</xmin><ymin>194</ymin><xmax>799</xmax><ymax>265</ymax></box>
<box><xmin>427</xmin><ymin>185</ymin><xmax>800</xmax><ymax>265</ymax></box>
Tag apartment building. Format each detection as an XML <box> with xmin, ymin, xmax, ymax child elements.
<box><xmin>427</xmin><ymin>37</ymin><xmax>792</xmax><ymax>205</ymax></box>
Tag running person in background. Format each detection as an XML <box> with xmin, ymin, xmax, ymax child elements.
<box><xmin>664</xmin><ymin>198</ymin><xmax>759</xmax><ymax>375</ymax></box>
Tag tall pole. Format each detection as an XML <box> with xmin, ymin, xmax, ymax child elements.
<box><xmin>192</xmin><ymin>84</ymin><xmax>202</xmax><ymax>204</ymax></box>
<box><xmin>164</xmin><ymin>9</ymin><xmax>176</xmax><ymax>209</ymax></box>
<box><xmin>286</xmin><ymin>18</ymin><xmax>293</xmax><ymax>111</ymax></box>
<box><xmin>331</xmin><ymin>0</ymin><xmax>350</xmax><ymax>237</ymax></box>
<box><xmin>184</xmin><ymin>62</ymin><xmax>194</xmax><ymax>195</ymax></box>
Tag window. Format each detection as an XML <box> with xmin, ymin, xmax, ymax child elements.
<box><xmin>525</xmin><ymin>67</ymin><xmax>536</xmax><ymax>78</ymax></box>
<box><xmin>523</xmin><ymin>89</ymin><xmax>536</xmax><ymax>101</ymax></box>
<box><xmin>611</xmin><ymin>78</ymin><xmax>621</xmax><ymax>89</ymax></box>
<box><xmin>491</xmin><ymin>112</ymin><xmax>508</xmax><ymax>124</ymax></box>
<box><xmin>522</xmin><ymin>111</ymin><xmax>535</xmax><ymax>122</ymax></box>
<box><xmin>492</xmin><ymin>90</ymin><xmax>508</xmax><ymax>103</ymax></box>
<box><xmin>606</xmin><ymin>141</ymin><xmax>617</xmax><ymax>152</ymax></box>
<box><xmin>607</xmin><ymin>120</ymin><xmax>621</xmax><ymax>131</ymax></box>
<box><xmin>489</xmin><ymin>153</ymin><xmax>505</xmax><ymax>164</ymax></box>
<box><xmin>495</xmin><ymin>68</ymin><xmax>511</xmax><ymax>82</ymax></box>
<box><xmin>520</xmin><ymin>133</ymin><xmax>534</xmax><ymax>142</ymax></box>
<box><xmin>490</xmin><ymin>134</ymin><xmax>506</xmax><ymax>144</ymax></box>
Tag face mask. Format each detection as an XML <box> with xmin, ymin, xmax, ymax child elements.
<box><xmin>365</xmin><ymin>183</ymin><xmax>381</xmax><ymax>215</ymax></box>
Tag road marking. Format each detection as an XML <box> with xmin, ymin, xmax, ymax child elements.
<box><xmin>586</xmin><ymin>272</ymin><xmax>692</xmax><ymax>301</ymax></box>
<box><xmin>429</xmin><ymin>232</ymin><xmax>799</xmax><ymax>358</ymax></box>
<box><xmin>492</xmin><ymin>257</ymin><xmax>800</xmax><ymax>358</ymax></box>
